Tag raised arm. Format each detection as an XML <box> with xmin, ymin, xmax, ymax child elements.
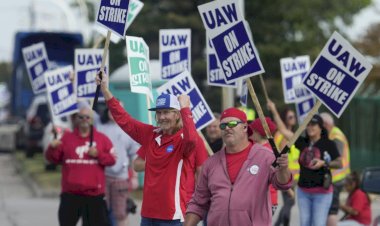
<box><xmin>96</xmin><ymin>70</ymin><xmax>113</xmax><ymax>101</ymax></box>
<box><xmin>96</xmin><ymin>71</ymin><xmax>153</xmax><ymax>143</ymax></box>
<box><xmin>178</xmin><ymin>94</ymin><xmax>198</xmax><ymax>158</ymax></box>
<box><xmin>267</xmin><ymin>100</ymin><xmax>294</xmax><ymax>141</ymax></box>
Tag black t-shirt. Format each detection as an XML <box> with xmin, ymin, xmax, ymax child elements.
<box><xmin>208</xmin><ymin>138</ymin><xmax>224</xmax><ymax>153</ymax></box>
<box><xmin>295</xmin><ymin>137</ymin><xmax>340</xmax><ymax>188</ymax></box>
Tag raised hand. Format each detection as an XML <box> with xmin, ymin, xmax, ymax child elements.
<box><xmin>178</xmin><ymin>94</ymin><xmax>191</xmax><ymax>109</ymax></box>
<box><xmin>95</xmin><ymin>70</ymin><xmax>113</xmax><ymax>100</ymax></box>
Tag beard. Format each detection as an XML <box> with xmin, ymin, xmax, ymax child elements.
<box><xmin>157</xmin><ymin>120</ymin><xmax>173</xmax><ymax>130</ymax></box>
<box><xmin>78</xmin><ymin>122</ymin><xmax>91</xmax><ymax>131</ymax></box>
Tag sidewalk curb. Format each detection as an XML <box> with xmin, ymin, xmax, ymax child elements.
<box><xmin>11</xmin><ymin>153</ymin><xmax>60</xmax><ymax>198</ymax></box>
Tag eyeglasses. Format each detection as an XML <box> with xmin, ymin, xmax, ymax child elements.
<box><xmin>219</xmin><ymin>121</ymin><xmax>243</xmax><ymax>130</ymax></box>
<box><xmin>77</xmin><ymin>114</ymin><xmax>91</xmax><ymax>120</ymax></box>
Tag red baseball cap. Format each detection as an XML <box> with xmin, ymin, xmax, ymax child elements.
<box><xmin>249</xmin><ymin>117</ymin><xmax>277</xmax><ymax>137</ymax></box>
<box><xmin>220</xmin><ymin>108</ymin><xmax>252</xmax><ymax>136</ymax></box>
<box><xmin>220</xmin><ymin>107</ymin><xmax>247</xmax><ymax>123</ymax></box>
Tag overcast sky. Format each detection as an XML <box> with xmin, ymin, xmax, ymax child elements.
<box><xmin>344</xmin><ymin>0</ymin><xmax>380</xmax><ymax>40</ymax></box>
<box><xmin>0</xmin><ymin>0</ymin><xmax>89</xmax><ymax>63</ymax></box>
<box><xmin>0</xmin><ymin>0</ymin><xmax>380</xmax><ymax>63</ymax></box>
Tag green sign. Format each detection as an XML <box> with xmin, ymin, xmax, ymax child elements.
<box><xmin>126</xmin><ymin>0</ymin><xmax>144</xmax><ymax>31</ymax></box>
<box><xmin>126</xmin><ymin>36</ymin><xmax>153</xmax><ymax>100</ymax></box>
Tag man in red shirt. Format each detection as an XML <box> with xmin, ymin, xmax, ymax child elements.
<box><xmin>46</xmin><ymin>105</ymin><xmax>116</xmax><ymax>226</ymax></box>
<box><xmin>133</xmin><ymin>139</ymin><xmax>208</xmax><ymax>212</ymax></box>
<box><xmin>97</xmin><ymin>72</ymin><xmax>207</xmax><ymax>226</ymax></box>
<box><xmin>185</xmin><ymin>108</ymin><xmax>292</xmax><ymax>226</ymax></box>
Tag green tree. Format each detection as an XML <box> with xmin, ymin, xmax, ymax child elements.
<box><xmin>0</xmin><ymin>62</ymin><xmax>12</xmax><ymax>85</ymax></box>
<box><xmin>354</xmin><ymin>22</ymin><xmax>380</xmax><ymax>94</ymax></box>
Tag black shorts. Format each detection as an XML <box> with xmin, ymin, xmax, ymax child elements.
<box><xmin>329</xmin><ymin>181</ymin><xmax>344</xmax><ymax>215</ymax></box>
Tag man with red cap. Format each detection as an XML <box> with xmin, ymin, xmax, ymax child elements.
<box><xmin>184</xmin><ymin>108</ymin><xmax>293</xmax><ymax>226</ymax></box>
<box><xmin>249</xmin><ymin>117</ymin><xmax>279</xmax><ymax>215</ymax></box>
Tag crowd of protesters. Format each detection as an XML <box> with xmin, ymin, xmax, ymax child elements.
<box><xmin>42</xmin><ymin>70</ymin><xmax>374</xmax><ymax>226</ymax></box>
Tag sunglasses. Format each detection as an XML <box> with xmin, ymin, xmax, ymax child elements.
<box><xmin>219</xmin><ymin>120</ymin><xmax>243</xmax><ymax>130</ymax></box>
<box><xmin>77</xmin><ymin>114</ymin><xmax>91</xmax><ymax>120</ymax></box>
<box><xmin>287</xmin><ymin>115</ymin><xmax>295</xmax><ymax>120</ymax></box>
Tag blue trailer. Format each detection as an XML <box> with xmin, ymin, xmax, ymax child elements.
<box><xmin>11</xmin><ymin>31</ymin><xmax>83</xmax><ymax>117</ymax></box>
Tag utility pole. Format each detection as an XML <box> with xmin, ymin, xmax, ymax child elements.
<box><xmin>29</xmin><ymin>0</ymin><xmax>36</xmax><ymax>30</ymax></box>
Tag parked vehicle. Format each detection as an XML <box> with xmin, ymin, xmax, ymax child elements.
<box><xmin>0</xmin><ymin>123</ymin><xmax>23</xmax><ymax>152</ymax></box>
<box><xmin>11</xmin><ymin>31</ymin><xmax>83</xmax><ymax>119</ymax></box>
<box><xmin>24</xmin><ymin>95</ymin><xmax>50</xmax><ymax>157</ymax></box>
<box><xmin>361</xmin><ymin>167</ymin><xmax>380</xmax><ymax>226</ymax></box>
<box><xmin>11</xmin><ymin>31</ymin><xmax>83</xmax><ymax>155</ymax></box>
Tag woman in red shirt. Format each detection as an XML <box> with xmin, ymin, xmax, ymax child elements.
<box><xmin>338</xmin><ymin>172</ymin><xmax>372</xmax><ymax>226</ymax></box>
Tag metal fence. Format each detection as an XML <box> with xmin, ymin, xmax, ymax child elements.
<box><xmin>337</xmin><ymin>95</ymin><xmax>380</xmax><ymax>171</ymax></box>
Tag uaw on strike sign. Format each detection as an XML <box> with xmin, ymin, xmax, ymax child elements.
<box><xmin>22</xmin><ymin>42</ymin><xmax>49</xmax><ymax>94</ymax></box>
<box><xmin>302</xmin><ymin>31</ymin><xmax>373</xmax><ymax>118</ymax></box>
<box><xmin>207</xmin><ymin>33</ymin><xmax>236</xmax><ymax>88</ymax></box>
<box><xmin>295</xmin><ymin>96</ymin><xmax>316</xmax><ymax>124</ymax></box>
<box><xmin>157</xmin><ymin>71</ymin><xmax>214</xmax><ymax>131</ymax></box>
<box><xmin>96</xmin><ymin>0</ymin><xmax>129</xmax><ymax>38</ymax></box>
<box><xmin>44</xmin><ymin>65</ymin><xmax>78</xmax><ymax>119</ymax></box>
<box><xmin>280</xmin><ymin>55</ymin><xmax>312</xmax><ymax>103</ymax></box>
<box><xmin>75</xmin><ymin>49</ymin><xmax>108</xmax><ymax>100</ymax></box>
<box><xmin>198</xmin><ymin>0</ymin><xmax>264</xmax><ymax>83</ymax></box>
<box><xmin>159</xmin><ymin>29</ymin><xmax>191</xmax><ymax>79</ymax></box>
<box><xmin>95</xmin><ymin>0</ymin><xmax>143</xmax><ymax>43</ymax></box>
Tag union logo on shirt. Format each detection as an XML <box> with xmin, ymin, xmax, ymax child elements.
<box><xmin>166</xmin><ymin>145</ymin><xmax>174</xmax><ymax>153</ymax></box>
<box><xmin>249</xmin><ymin>165</ymin><xmax>259</xmax><ymax>175</ymax></box>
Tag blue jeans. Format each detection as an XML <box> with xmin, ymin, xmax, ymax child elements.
<box><xmin>297</xmin><ymin>187</ymin><xmax>333</xmax><ymax>226</ymax></box>
<box><xmin>108</xmin><ymin>208</ymin><xmax>116</xmax><ymax>226</ymax></box>
<box><xmin>203</xmin><ymin>212</ymin><xmax>208</xmax><ymax>226</ymax></box>
<box><xmin>140</xmin><ymin>217</ymin><xmax>182</xmax><ymax>226</ymax></box>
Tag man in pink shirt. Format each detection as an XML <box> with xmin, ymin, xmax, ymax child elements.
<box><xmin>184</xmin><ymin>108</ymin><xmax>293</xmax><ymax>226</ymax></box>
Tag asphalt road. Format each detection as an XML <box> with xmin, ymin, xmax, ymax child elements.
<box><xmin>0</xmin><ymin>153</ymin><xmax>144</xmax><ymax>226</ymax></box>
